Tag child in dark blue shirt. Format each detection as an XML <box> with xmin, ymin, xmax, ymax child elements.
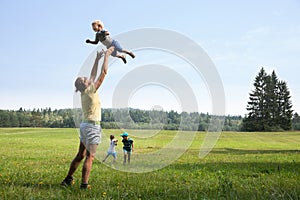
<box><xmin>120</xmin><ymin>132</ymin><xmax>134</xmax><ymax>164</ymax></box>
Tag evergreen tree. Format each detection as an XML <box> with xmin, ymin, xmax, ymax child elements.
<box><xmin>277</xmin><ymin>81</ymin><xmax>293</xmax><ymax>130</ymax></box>
<box><xmin>242</xmin><ymin>67</ymin><xmax>293</xmax><ymax>131</ymax></box>
<box><xmin>292</xmin><ymin>113</ymin><xmax>300</xmax><ymax>130</ymax></box>
<box><xmin>265</xmin><ymin>71</ymin><xmax>278</xmax><ymax>128</ymax></box>
<box><xmin>243</xmin><ymin>67</ymin><xmax>268</xmax><ymax>131</ymax></box>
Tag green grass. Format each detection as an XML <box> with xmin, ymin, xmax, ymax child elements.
<box><xmin>0</xmin><ymin>128</ymin><xmax>299</xmax><ymax>199</ymax></box>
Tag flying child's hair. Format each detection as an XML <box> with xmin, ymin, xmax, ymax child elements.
<box><xmin>92</xmin><ymin>20</ymin><xmax>104</xmax><ymax>30</ymax></box>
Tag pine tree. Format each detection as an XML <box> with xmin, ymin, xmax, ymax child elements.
<box><xmin>292</xmin><ymin>113</ymin><xmax>300</xmax><ymax>130</ymax></box>
<box><xmin>243</xmin><ymin>67</ymin><xmax>268</xmax><ymax>131</ymax></box>
<box><xmin>242</xmin><ymin>67</ymin><xmax>293</xmax><ymax>131</ymax></box>
<box><xmin>276</xmin><ymin>81</ymin><xmax>293</xmax><ymax>130</ymax></box>
<box><xmin>264</xmin><ymin>70</ymin><xmax>279</xmax><ymax>129</ymax></box>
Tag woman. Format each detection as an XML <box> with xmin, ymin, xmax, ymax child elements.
<box><xmin>61</xmin><ymin>46</ymin><xmax>114</xmax><ymax>189</ymax></box>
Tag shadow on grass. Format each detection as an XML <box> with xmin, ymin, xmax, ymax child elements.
<box><xmin>212</xmin><ymin>148</ymin><xmax>300</xmax><ymax>155</ymax></box>
<box><xmin>171</xmin><ymin>148</ymin><xmax>299</xmax><ymax>174</ymax></box>
<box><xmin>169</xmin><ymin>159</ymin><xmax>300</xmax><ymax>178</ymax></box>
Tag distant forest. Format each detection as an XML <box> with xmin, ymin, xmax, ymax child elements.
<box><xmin>0</xmin><ymin>107</ymin><xmax>300</xmax><ymax>131</ymax></box>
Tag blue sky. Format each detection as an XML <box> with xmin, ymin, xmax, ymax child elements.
<box><xmin>0</xmin><ymin>0</ymin><xmax>299</xmax><ymax>116</ymax></box>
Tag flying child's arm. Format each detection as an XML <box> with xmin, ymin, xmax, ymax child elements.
<box><xmin>86</xmin><ymin>38</ymin><xmax>99</xmax><ymax>45</ymax></box>
<box><xmin>86</xmin><ymin>34</ymin><xmax>100</xmax><ymax>45</ymax></box>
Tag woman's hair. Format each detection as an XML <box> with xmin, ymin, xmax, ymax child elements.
<box><xmin>74</xmin><ymin>77</ymin><xmax>84</xmax><ymax>93</ymax></box>
<box><xmin>92</xmin><ymin>20</ymin><xmax>104</xmax><ymax>30</ymax></box>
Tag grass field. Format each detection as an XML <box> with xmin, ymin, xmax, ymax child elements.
<box><xmin>0</xmin><ymin>128</ymin><xmax>299</xmax><ymax>200</ymax></box>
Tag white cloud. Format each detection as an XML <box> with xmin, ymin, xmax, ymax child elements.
<box><xmin>241</xmin><ymin>26</ymin><xmax>272</xmax><ymax>41</ymax></box>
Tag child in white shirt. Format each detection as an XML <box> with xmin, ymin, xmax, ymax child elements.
<box><xmin>103</xmin><ymin>135</ymin><xmax>118</xmax><ymax>163</ymax></box>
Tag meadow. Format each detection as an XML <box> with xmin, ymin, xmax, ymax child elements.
<box><xmin>0</xmin><ymin>128</ymin><xmax>299</xmax><ymax>200</ymax></box>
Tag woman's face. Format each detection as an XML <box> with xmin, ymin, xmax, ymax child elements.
<box><xmin>75</xmin><ymin>77</ymin><xmax>90</xmax><ymax>92</ymax></box>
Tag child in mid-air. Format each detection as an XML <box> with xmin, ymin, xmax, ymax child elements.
<box><xmin>120</xmin><ymin>132</ymin><xmax>134</xmax><ymax>164</ymax></box>
<box><xmin>103</xmin><ymin>135</ymin><xmax>118</xmax><ymax>163</ymax></box>
<box><xmin>86</xmin><ymin>20</ymin><xmax>135</xmax><ymax>64</ymax></box>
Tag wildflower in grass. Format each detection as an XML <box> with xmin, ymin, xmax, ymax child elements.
<box><xmin>102</xmin><ymin>192</ymin><xmax>107</xmax><ymax>197</ymax></box>
<box><xmin>38</xmin><ymin>182</ymin><xmax>43</xmax><ymax>185</ymax></box>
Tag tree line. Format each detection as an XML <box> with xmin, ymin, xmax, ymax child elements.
<box><xmin>0</xmin><ymin>107</ymin><xmax>299</xmax><ymax>131</ymax></box>
<box><xmin>0</xmin><ymin>108</ymin><xmax>74</xmax><ymax>128</ymax></box>
<box><xmin>0</xmin><ymin>107</ymin><xmax>241</xmax><ymax>131</ymax></box>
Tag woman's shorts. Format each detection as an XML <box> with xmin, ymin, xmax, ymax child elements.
<box><xmin>79</xmin><ymin>122</ymin><xmax>101</xmax><ymax>146</ymax></box>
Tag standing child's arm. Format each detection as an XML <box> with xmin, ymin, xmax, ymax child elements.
<box><xmin>131</xmin><ymin>141</ymin><xmax>134</xmax><ymax>152</ymax></box>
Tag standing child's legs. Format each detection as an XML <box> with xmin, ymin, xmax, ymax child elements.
<box><xmin>103</xmin><ymin>152</ymin><xmax>116</xmax><ymax>163</ymax></box>
<box><xmin>102</xmin><ymin>153</ymin><xmax>109</xmax><ymax>162</ymax></box>
<box><xmin>123</xmin><ymin>150</ymin><xmax>127</xmax><ymax>164</ymax></box>
<box><xmin>112</xmin><ymin>152</ymin><xmax>117</xmax><ymax>163</ymax></box>
<box><xmin>127</xmin><ymin>151</ymin><xmax>131</xmax><ymax>164</ymax></box>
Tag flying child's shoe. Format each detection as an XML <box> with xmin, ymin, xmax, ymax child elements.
<box><xmin>128</xmin><ymin>52</ymin><xmax>135</xmax><ymax>59</ymax></box>
<box><xmin>120</xmin><ymin>55</ymin><xmax>127</xmax><ymax>64</ymax></box>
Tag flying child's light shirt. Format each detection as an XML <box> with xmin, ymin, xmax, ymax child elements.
<box><xmin>96</xmin><ymin>30</ymin><xmax>113</xmax><ymax>48</ymax></box>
